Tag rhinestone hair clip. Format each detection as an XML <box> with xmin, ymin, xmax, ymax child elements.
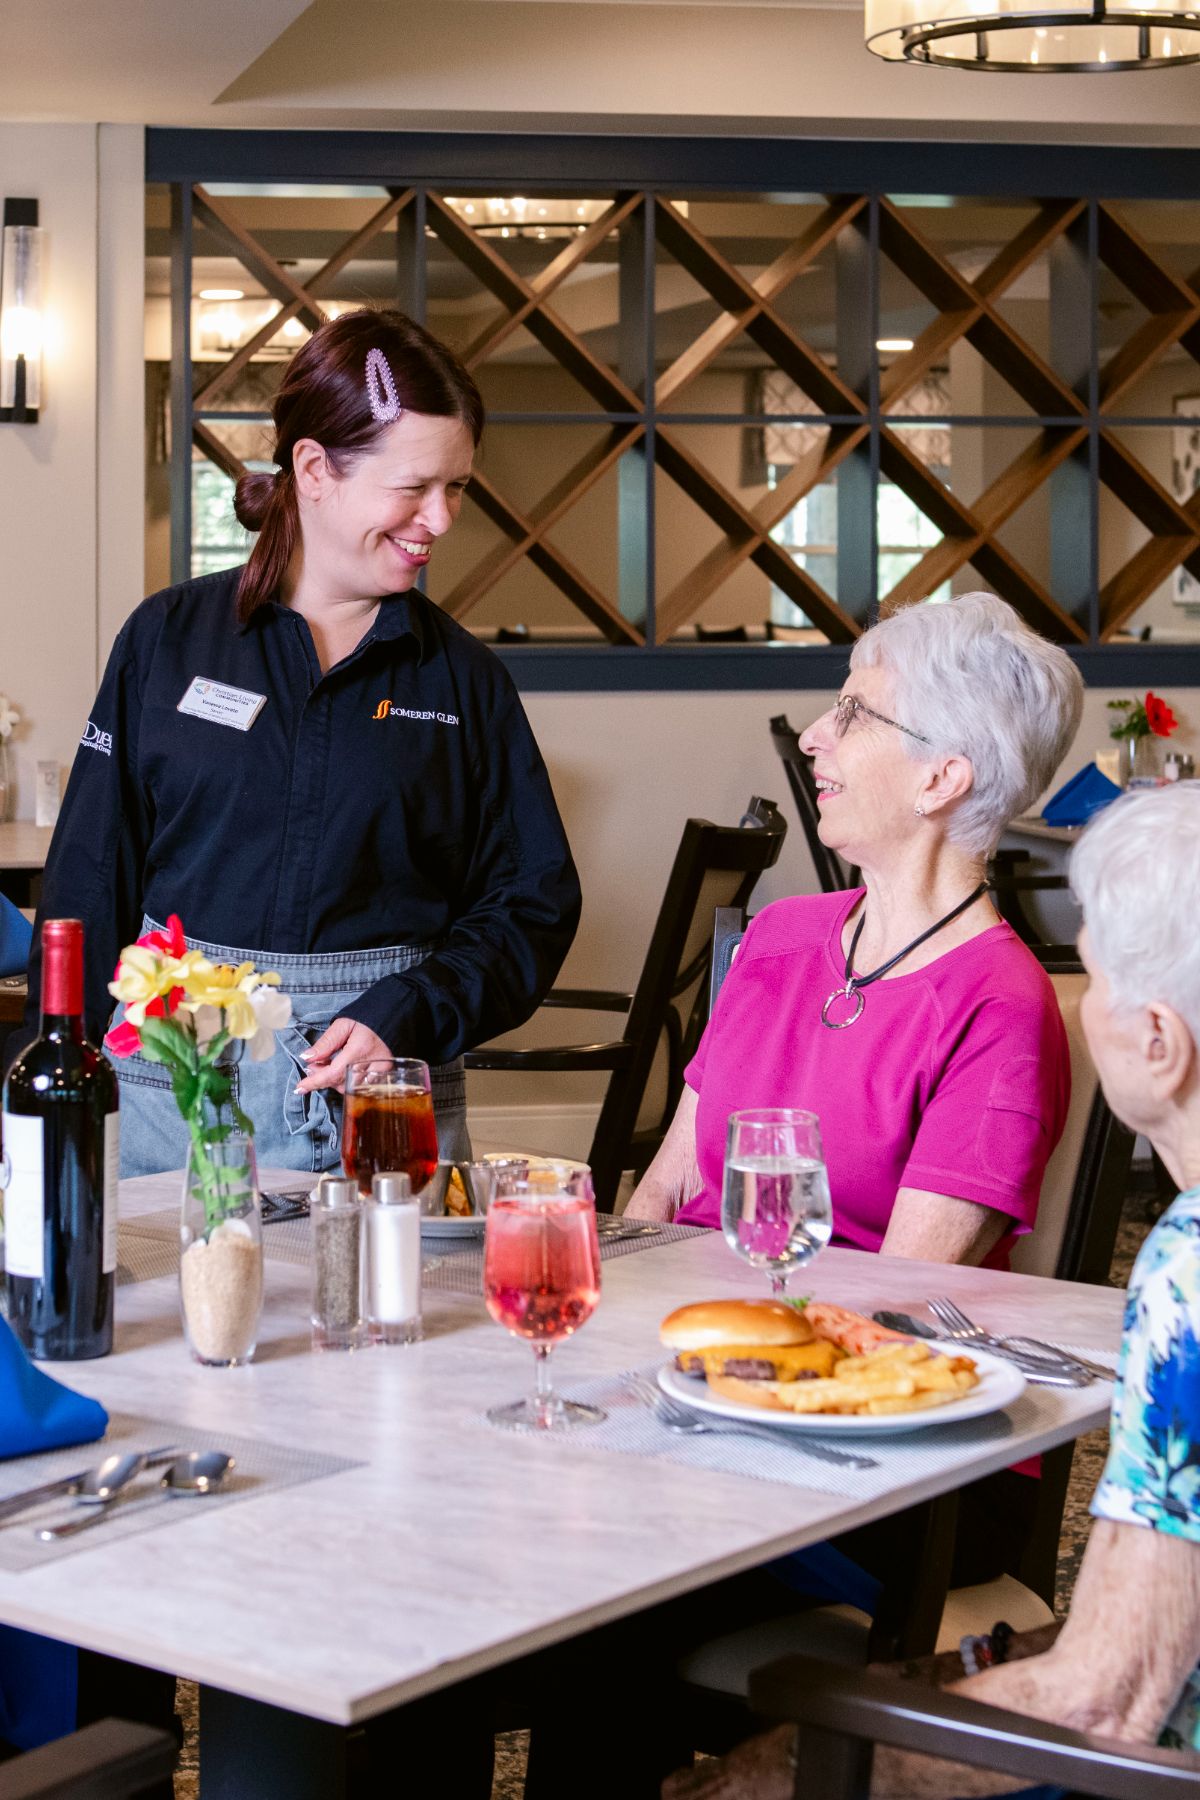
<box><xmin>365</xmin><ymin>347</ymin><xmax>403</xmax><ymax>424</ymax></box>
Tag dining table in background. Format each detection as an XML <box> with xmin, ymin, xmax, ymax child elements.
<box><xmin>0</xmin><ymin>1168</ymin><xmax>1125</xmax><ymax>1800</ymax></box>
<box><xmin>998</xmin><ymin>813</ymin><xmax>1083</xmax><ymax>946</ymax></box>
<box><xmin>0</xmin><ymin>820</ymin><xmax>53</xmax><ymax>911</ymax></box>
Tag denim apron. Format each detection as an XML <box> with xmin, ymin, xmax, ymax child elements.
<box><xmin>111</xmin><ymin>920</ymin><xmax>470</xmax><ymax>1179</ymax></box>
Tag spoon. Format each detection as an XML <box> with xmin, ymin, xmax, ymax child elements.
<box><xmin>36</xmin><ymin>1451</ymin><xmax>234</xmax><ymax>1542</ymax></box>
<box><xmin>0</xmin><ymin>1446</ymin><xmax>177</xmax><ymax>1526</ymax></box>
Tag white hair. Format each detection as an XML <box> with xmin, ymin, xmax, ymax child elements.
<box><xmin>850</xmin><ymin>593</ymin><xmax>1084</xmax><ymax>857</ymax></box>
<box><xmin>1071</xmin><ymin>785</ymin><xmax>1200</xmax><ymax>1039</ymax></box>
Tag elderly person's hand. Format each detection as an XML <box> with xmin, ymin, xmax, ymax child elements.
<box><xmin>294</xmin><ymin>1017</ymin><xmax>392</xmax><ymax>1094</ymax></box>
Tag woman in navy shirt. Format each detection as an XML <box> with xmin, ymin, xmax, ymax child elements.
<box><xmin>19</xmin><ymin>310</ymin><xmax>581</xmax><ymax>1174</ymax></box>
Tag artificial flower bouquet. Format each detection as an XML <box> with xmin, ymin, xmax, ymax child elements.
<box><xmin>104</xmin><ymin>915</ymin><xmax>292</xmax><ymax>1233</ymax></box>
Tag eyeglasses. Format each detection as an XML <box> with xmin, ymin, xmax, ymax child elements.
<box><xmin>833</xmin><ymin>694</ymin><xmax>930</xmax><ymax>746</ymax></box>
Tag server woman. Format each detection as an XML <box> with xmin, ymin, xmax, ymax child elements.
<box><xmin>20</xmin><ymin>310</ymin><xmax>581</xmax><ymax>1175</ymax></box>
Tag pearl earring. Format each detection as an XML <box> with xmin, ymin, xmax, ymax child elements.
<box><xmin>914</xmin><ymin>805</ymin><xmax>925</xmax><ymax>817</ymax></box>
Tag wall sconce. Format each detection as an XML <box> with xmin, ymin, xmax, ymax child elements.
<box><xmin>0</xmin><ymin>200</ymin><xmax>43</xmax><ymax>424</ymax></box>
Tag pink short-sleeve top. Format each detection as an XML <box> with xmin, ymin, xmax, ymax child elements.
<box><xmin>676</xmin><ymin>889</ymin><xmax>1070</xmax><ymax>1266</ymax></box>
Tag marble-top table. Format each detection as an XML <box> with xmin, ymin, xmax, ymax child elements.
<box><xmin>0</xmin><ymin>1170</ymin><xmax>1125</xmax><ymax>1795</ymax></box>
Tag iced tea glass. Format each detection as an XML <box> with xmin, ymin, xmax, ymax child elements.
<box><xmin>342</xmin><ymin>1058</ymin><xmax>438</xmax><ymax>1199</ymax></box>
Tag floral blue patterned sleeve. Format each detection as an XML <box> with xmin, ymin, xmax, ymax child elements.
<box><xmin>1091</xmin><ymin>1185</ymin><xmax>1200</xmax><ymax>1747</ymax></box>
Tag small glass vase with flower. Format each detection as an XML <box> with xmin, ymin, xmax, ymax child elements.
<box><xmin>1107</xmin><ymin>691</ymin><xmax>1180</xmax><ymax>787</ymax></box>
<box><xmin>104</xmin><ymin>916</ymin><xmax>293</xmax><ymax>1365</ymax></box>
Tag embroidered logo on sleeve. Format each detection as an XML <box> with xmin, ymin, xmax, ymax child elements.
<box><xmin>80</xmin><ymin>719</ymin><xmax>113</xmax><ymax>756</ymax></box>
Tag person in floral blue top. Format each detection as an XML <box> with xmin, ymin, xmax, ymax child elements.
<box><xmin>957</xmin><ymin>783</ymin><xmax>1200</xmax><ymax>1748</ymax></box>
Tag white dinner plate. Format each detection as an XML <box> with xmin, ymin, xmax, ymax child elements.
<box><xmin>657</xmin><ymin>1344</ymin><xmax>1025</xmax><ymax>1436</ymax></box>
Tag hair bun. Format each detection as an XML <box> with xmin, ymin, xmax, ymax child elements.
<box><xmin>234</xmin><ymin>469</ymin><xmax>278</xmax><ymax>532</ymax></box>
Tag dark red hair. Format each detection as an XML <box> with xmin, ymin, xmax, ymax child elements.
<box><xmin>233</xmin><ymin>309</ymin><xmax>484</xmax><ymax>621</ymax></box>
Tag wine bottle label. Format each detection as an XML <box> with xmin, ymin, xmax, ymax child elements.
<box><xmin>1</xmin><ymin>1113</ymin><xmax>45</xmax><ymax>1280</ymax></box>
<box><xmin>103</xmin><ymin>1110</ymin><xmax>120</xmax><ymax>1275</ymax></box>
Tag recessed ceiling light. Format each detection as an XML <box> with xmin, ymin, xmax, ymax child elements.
<box><xmin>876</xmin><ymin>337</ymin><xmax>915</xmax><ymax>353</ymax></box>
<box><xmin>198</xmin><ymin>287</ymin><xmax>244</xmax><ymax>301</ymax></box>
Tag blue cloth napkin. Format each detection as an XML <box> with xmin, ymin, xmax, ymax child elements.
<box><xmin>0</xmin><ymin>1320</ymin><xmax>106</xmax><ymax>1749</ymax></box>
<box><xmin>1042</xmin><ymin>763</ymin><xmax>1123</xmax><ymax>828</ymax></box>
<box><xmin>0</xmin><ymin>894</ymin><xmax>31</xmax><ymax>980</ymax></box>
<box><xmin>0</xmin><ymin>1317</ymin><xmax>107</xmax><ymax>1460</ymax></box>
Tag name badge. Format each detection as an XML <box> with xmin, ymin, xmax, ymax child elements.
<box><xmin>177</xmin><ymin>677</ymin><xmax>266</xmax><ymax>732</ymax></box>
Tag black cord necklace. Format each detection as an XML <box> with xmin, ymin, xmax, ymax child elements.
<box><xmin>821</xmin><ymin>882</ymin><xmax>991</xmax><ymax>1030</ymax></box>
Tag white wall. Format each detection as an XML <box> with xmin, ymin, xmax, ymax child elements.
<box><xmin>0</xmin><ymin>123</ymin><xmax>143</xmax><ymax>820</ymax></box>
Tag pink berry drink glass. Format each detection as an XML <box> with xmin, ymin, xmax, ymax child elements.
<box><xmin>483</xmin><ymin>1179</ymin><xmax>604</xmax><ymax>1432</ymax></box>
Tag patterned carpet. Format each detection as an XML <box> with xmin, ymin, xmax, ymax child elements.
<box><xmin>171</xmin><ymin>1179</ymin><xmax>1162</xmax><ymax>1798</ymax></box>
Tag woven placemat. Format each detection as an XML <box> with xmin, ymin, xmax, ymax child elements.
<box><xmin>529</xmin><ymin>1363</ymin><xmax>1054</xmax><ymax>1502</ymax></box>
<box><xmin>0</xmin><ymin>1413</ymin><xmax>363</xmax><ymax>1572</ymax></box>
<box><xmin>117</xmin><ymin>1209</ymin><xmax>702</xmax><ymax>1294</ymax></box>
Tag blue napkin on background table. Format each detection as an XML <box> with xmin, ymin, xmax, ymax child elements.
<box><xmin>0</xmin><ymin>895</ymin><xmax>31</xmax><ymax>979</ymax></box>
<box><xmin>0</xmin><ymin>1317</ymin><xmax>108</xmax><ymax>1460</ymax></box>
<box><xmin>0</xmin><ymin>1319</ymin><xmax>106</xmax><ymax>1748</ymax></box>
<box><xmin>1041</xmin><ymin>763</ymin><xmax>1123</xmax><ymax>827</ymax></box>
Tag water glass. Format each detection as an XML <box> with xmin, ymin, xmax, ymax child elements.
<box><xmin>483</xmin><ymin>1178</ymin><xmax>604</xmax><ymax>1432</ymax></box>
<box><xmin>721</xmin><ymin>1108</ymin><xmax>831</xmax><ymax>1296</ymax></box>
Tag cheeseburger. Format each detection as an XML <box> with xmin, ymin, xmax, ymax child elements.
<box><xmin>660</xmin><ymin>1298</ymin><xmax>844</xmax><ymax>1407</ymax></box>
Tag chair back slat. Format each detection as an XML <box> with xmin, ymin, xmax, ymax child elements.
<box><xmin>769</xmin><ymin>714</ymin><xmax>860</xmax><ymax>893</ymax></box>
<box><xmin>588</xmin><ymin>798</ymin><xmax>786</xmax><ymax>1204</ymax></box>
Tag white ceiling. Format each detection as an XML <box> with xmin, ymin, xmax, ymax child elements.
<box><xmin>6</xmin><ymin>0</ymin><xmax>1200</xmax><ymax>138</ymax></box>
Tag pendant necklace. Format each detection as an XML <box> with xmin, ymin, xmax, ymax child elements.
<box><xmin>821</xmin><ymin>882</ymin><xmax>990</xmax><ymax>1030</ymax></box>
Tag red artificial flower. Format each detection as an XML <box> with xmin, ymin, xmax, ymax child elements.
<box><xmin>104</xmin><ymin>1019</ymin><xmax>144</xmax><ymax>1057</ymax></box>
<box><xmin>1145</xmin><ymin>692</ymin><xmax>1179</xmax><ymax>738</ymax></box>
<box><xmin>103</xmin><ymin>914</ymin><xmax>188</xmax><ymax>1057</ymax></box>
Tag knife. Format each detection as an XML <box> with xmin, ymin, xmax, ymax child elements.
<box><xmin>871</xmin><ymin>1312</ymin><xmax>1086</xmax><ymax>1387</ymax></box>
<box><xmin>0</xmin><ymin>1446</ymin><xmax>179</xmax><ymax>1526</ymax></box>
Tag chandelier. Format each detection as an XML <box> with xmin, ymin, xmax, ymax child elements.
<box><xmin>865</xmin><ymin>0</ymin><xmax>1200</xmax><ymax>68</ymax></box>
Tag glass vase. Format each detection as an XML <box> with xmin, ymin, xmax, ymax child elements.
<box><xmin>179</xmin><ymin>1133</ymin><xmax>263</xmax><ymax>1366</ymax></box>
<box><xmin>1128</xmin><ymin>734</ymin><xmax>1166</xmax><ymax>787</ymax></box>
<box><xmin>0</xmin><ymin>741</ymin><xmax>11</xmax><ymax>823</ymax></box>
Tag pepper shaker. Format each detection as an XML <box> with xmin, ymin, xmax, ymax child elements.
<box><xmin>311</xmin><ymin>1175</ymin><xmax>365</xmax><ymax>1352</ymax></box>
<box><xmin>366</xmin><ymin>1172</ymin><xmax>423</xmax><ymax>1345</ymax></box>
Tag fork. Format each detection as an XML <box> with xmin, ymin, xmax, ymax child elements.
<box><xmin>928</xmin><ymin>1298</ymin><xmax>1095</xmax><ymax>1384</ymax></box>
<box><xmin>625</xmin><ymin>1373</ymin><xmax>878</xmax><ymax>1469</ymax></box>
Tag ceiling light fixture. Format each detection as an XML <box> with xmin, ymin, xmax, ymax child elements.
<box><xmin>877</xmin><ymin>337</ymin><xmax>916</xmax><ymax>352</ymax></box>
<box><xmin>198</xmin><ymin>287</ymin><xmax>245</xmax><ymax>301</ymax></box>
<box><xmin>865</xmin><ymin>0</ymin><xmax>1200</xmax><ymax>69</ymax></box>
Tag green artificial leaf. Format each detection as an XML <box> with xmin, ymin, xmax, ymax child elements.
<box><xmin>138</xmin><ymin>1016</ymin><xmax>191</xmax><ymax>1073</ymax></box>
<box><xmin>171</xmin><ymin>1071</ymin><xmax>200</xmax><ymax>1118</ymax></box>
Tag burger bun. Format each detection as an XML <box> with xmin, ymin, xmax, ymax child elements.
<box><xmin>660</xmin><ymin>1298</ymin><xmax>814</xmax><ymax>1351</ymax></box>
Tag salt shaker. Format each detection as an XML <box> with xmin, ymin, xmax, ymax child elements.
<box><xmin>366</xmin><ymin>1172</ymin><xmax>423</xmax><ymax>1345</ymax></box>
<box><xmin>311</xmin><ymin>1175</ymin><xmax>365</xmax><ymax>1352</ymax></box>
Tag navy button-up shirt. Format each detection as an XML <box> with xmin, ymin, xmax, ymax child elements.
<box><xmin>23</xmin><ymin>569</ymin><xmax>581</xmax><ymax>1063</ymax></box>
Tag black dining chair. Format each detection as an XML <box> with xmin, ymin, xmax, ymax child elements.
<box><xmin>749</xmin><ymin>1653</ymin><xmax>1200</xmax><ymax>1800</ymax></box>
<box><xmin>0</xmin><ymin>1719</ymin><xmax>178</xmax><ymax>1800</ymax></box>
<box><xmin>463</xmin><ymin>797</ymin><xmax>787</xmax><ymax>1211</ymax></box>
<box><xmin>768</xmin><ymin>714</ymin><xmax>860</xmax><ymax>894</ymax></box>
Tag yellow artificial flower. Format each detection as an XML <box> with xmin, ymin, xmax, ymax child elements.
<box><xmin>176</xmin><ymin>959</ymin><xmax>282</xmax><ymax>1041</ymax></box>
<box><xmin>107</xmin><ymin>944</ymin><xmax>186</xmax><ymax>1027</ymax></box>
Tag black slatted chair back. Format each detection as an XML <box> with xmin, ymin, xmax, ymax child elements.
<box><xmin>465</xmin><ymin>798</ymin><xmax>787</xmax><ymax>1210</ymax></box>
<box><xmin>769</xmin><ymin>713</ymin><xmax>860</xmax><ymax>893</ymax></box>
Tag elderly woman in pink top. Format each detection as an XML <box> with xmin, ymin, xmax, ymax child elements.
<box><xmin>627</xmin><ymin>591</ymin><xmax>1083</xmax><ymax>1267</ymax></box>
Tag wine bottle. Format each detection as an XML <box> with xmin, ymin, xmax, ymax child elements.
<box><xmin>2</xmin><ymin>918</ymin><xmax>118</xmax><ymax>1359</ymax></box>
